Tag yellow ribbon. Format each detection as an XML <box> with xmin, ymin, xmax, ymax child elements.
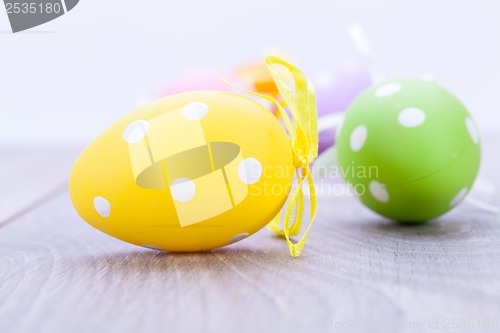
<box><xmin>264</xmin><ymin>56</ymin><xmax>318</xmax><ymax>257</ymax></box>
<box><xmin>224</xmin><ymin>56</ymin><xmax>318</xmax><ymax>257</ymax></box>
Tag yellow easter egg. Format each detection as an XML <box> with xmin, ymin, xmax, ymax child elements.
<box><xmin>69</xmin><ymin>91</ymin><xmax>294</xmax><ymax>252</ymax></box>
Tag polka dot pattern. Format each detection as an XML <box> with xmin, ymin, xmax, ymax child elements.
<box><xmin>238</xmin><ymin>158</ymin><xmax>263</xmax><ymax>185</ymax></box>
<box><xmin>228</xmin><ymin>233</ymin><xmax>250</xmax><ymax>244</ymax></box>
<box><xmin>465</xmin><ymin>117</ymin><xmax>479</xmax><ymax>144</ymax></box>
<box><xmin>93</xmin><ymin>196</ymin><xmax>111</xmax><ymax>218</ymax></box>
<box><xmin>337</xmin><ymin>79</ymin><xmax>481</xmax><ymax>222</ymax></box>
<box><xmin>369</xmin><ymin>181</ymin><xmax>389</xmax><ymax>203</ymax></box>
<box><xmin>123</xmin><ymin>120</ymin><xmax>150</xmax><ymax>144</ymax></box>
<box><xmin>171</xmin><ymin>178</ymin><xmax>196</xmax><ymax>202</ymax></box>
<box><xmin>450</xmin><ymin>187</ymin><xmax>468</xmax><ymax>207</ymax></box>
<box><xmin>398</xmin><ymin>107</ymin><xmax>426</xmax><ymax>128</ymax></box>
<box><xmin>350</xmin><ymin>125</ymin><xmax>367</xmax><ymax>152</ymax></box>
<box><xmin>182</xmin><ymin>102</ymin><xmax>209</xmax><ymax>120</ymax></box>
<box><xmin>374</xmin><ymin>82</ymin><xmax>401</xmax><ymax>97</ymax></box>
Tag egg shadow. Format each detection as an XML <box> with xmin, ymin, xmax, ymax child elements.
<box><xmin>77</xmin><ymin>246</ymin><xmax>286</xmax><ymax>276</ymax></box>
<box><xmin>361</xmin><ymin>216</ymin><xmax>470</xmax><ymax>239</ymax></box>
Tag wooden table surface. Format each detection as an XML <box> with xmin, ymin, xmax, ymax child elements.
<box><xmin>1</xmin><ymin>139</ymin><xmax>499</xmax><ymax>333</ymax></box>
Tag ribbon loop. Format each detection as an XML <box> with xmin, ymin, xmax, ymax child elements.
<box><xmin>223</xmin><ymin>56</ymin><xmax>318</xmax><ymax>257</ymax></box>
<box><xmin>264</xmin><ymin>56</ymin><xmax>318</xmax><ymax>258</ymax></box>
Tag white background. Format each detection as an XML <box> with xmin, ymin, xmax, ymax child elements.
<box><xmin>1</xmin><ymin>0</ymin><xmax>499</xmax><ymax>146</ymax></box>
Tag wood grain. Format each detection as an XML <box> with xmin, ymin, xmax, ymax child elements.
<box><xmin>0</xmin><ymin>147</ymin><xmax>79</xmax><ymax>227</ymax></box>
<box><xmin>0</xmin><ymin>140</ymin><xmax>499</xmax><ymax>333</ymax></box>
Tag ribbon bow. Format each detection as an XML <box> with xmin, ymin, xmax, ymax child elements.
<box><xmin>225</xmin><ymin>56</ymin><xmax>318</xmax><ymax>257</ymax></box>
<box><xmin>264</xmin><ymin>56</ymin><xmax>318</xmax><ymax>257</ymax></box>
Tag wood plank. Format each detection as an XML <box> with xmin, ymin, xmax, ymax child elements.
<box><xmin>0</xmin><ymin>147</ymin><xmax>80</xmax><ymax>226</ymax></box>
<box><xmin>1</xmin><ymin>193</ymin><xmax>499</xmax><ymax>333</ymax></box>
<box><xmin>0</xmin><ymin>138</ymin><xmax>499</xmax><ymax>333</ymax></box>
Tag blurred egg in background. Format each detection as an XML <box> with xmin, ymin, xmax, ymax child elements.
<box><xmin>311</xmin><ymin>60</ymin><xmax>373</xmax><ymax>153</ymax></box>
<box><xmin>160</xmin><ymin>69</ymin><xmax>237</xmax><ymax>96</ymax></box>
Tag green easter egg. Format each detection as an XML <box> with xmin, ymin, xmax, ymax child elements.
<box><xmin>336</xmin><ymin>79</ymin><xmax>481</xmax><ymax>222</ymax></box>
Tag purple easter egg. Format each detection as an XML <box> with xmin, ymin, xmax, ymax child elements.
<box><xmin>312</xmin><ymin>62</ymin><xmax>373</xmax><ymax>152</ymax></box>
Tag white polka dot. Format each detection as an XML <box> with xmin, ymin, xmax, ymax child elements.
<box><xmin>369</xmin><ymin>181</ymin><xmax>389</xmax><ymax>203</ymax></box>
<box><xmin>465</xmin><ymin>117</ymin><xmax>479</xmax><ymax>144</ymax></box>
<box><xmin>123</xmin><ymin>120</ymin><xmax>150</xmax><ymax>144</ymax></box>
<box><xmin>182</xmin><ymin>102</ymin><xmax>209</xmax><ymax>120</ymax></box>
<box><xmin>141</xmin><ymin>245</ymin><xmax>165</xmax><ymax>252</ymax></box>
<box><xmin>398</xmin><ymin>107</ymin><xmax>426</xmax><ymax>127</ymax></box>
<box><xmin>350</xmin><ymin>125</ymin><xmax>368</xmax><ymax>152</ymax></box>
<box><xmin>93</xmin><ymin>196</ymin><xmax>111</xmax><ymax>218</ymax></box>
<box><xmin>450</xmin><ymin>187</ymin><xmax>468</xmax><ymax>207</ymax></box>
<box><xmin>170</xmin><ymin>178</ymin><xmax>196</xmax><ymax>202</ymax></box>
<box><xmin>238</xmin><ymin>158</ymin><xmax>263</xmax><ymax>185</ymax></box>
<box><xmin>375</xmin><ymin>82</ymin><xmax>401</xmax><ymax>97</ymax></box>
<box><xmin>228</xmin><ymin>233</ymin><xmax>250</xmax><ymax>244</ymax></box>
